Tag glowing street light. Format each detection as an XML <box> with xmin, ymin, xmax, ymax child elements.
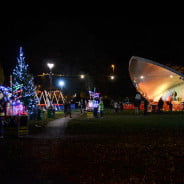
<box><xmin>47</xmin><ymin>63</ymin><xmax>54</xmax><ymax>71</ymax></box>
<box><xmin>110</xmin><ymin>75</ymin><xmax>115</xmax><ymax>80</ymax></box>
<box><xmin>111</xmin><ymin>64</ymin><xmax>115</xmax><ymax>73</ymax></box>
<box><xmin>80</xmin><ymin>74</ymin><xmax>85</xmax><ymax>79</ymax></box>
<box><xmin>47</xmin><ymin>63</ymin><xmax>54</xmax><ymax>105</ymax></box>
<box><xmin>58</xmin><ymin>80</ymin><xmax>65</xmax><ymax>89</ymax></box>
<box><xmin>110</xmin><ymin>65</ymin><xmax>116</xmax><ymax>80</ymax></box>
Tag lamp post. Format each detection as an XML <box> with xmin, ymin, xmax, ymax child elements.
<box><xmin>110</xmin><ymin>75</ymin><xmax>115</xmax><ymax>80</ymax></box>
<box><xmin>47</xmin><ymin>63</ymin><xmax>54</xmax><ymax>106</ymax></box>
<box><xmin>111</xmin><ymin>64</ymin><xmax>115</xmax><ymax>73</ymax></box>
<box><xmin>110</xmin><ymin>64</ymin><xmax>115</xmax><ymax>80</ymax></box>
<box><xmin>58</xmin><ymin>80</ymin><xmax>65</xmax><ymax>103</ymax></box>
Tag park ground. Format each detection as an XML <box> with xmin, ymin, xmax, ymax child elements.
<box><xmin>0</xmin><ymin>109</ymin><xmax>184</xmax><ymax>184</ymax></box>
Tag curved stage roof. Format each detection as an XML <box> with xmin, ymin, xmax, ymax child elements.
<box><xmin>129</xmin><ymin>56</ymin><xmax>184</xmax><ymax>102</ymax></box>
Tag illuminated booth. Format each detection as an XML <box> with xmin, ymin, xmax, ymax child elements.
<box><xmin>0</xmin><ymin>86</ymin><xmax>28</xmax><ymax>137</ymax></box>
<box><xmin>129</xmin><ymin>56</ymin><xmax>184</xmax><ymax>111</ymax></box>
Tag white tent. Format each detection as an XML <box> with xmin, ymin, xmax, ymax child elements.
<box><xmin>129</xmin><ymin>56</ymin><xmax>184</xmax><ymax>103</ymax></box>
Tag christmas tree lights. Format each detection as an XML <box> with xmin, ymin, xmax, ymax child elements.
<box><xmin>12</xmin><ymin>47</ymin><xmax>38</xmax><ymax>114</ymax></box>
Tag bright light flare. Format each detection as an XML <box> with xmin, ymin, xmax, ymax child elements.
<box><xmin>111</xmin><ymin>64</ymin><xmax>115</xmax><ymax>72</ymax></box>
<box><xmin>47</xmin><ymin>63</ymin><xmax>54</xmax><ymax>70</ymax></box>
<box><xmin>58</xmin><ymin>80</ymin><xmax>65</xmax><ymax>87</ymax></box>
<box><xmin>80</xmin><ymin>74</ymin><xmax>85</xmax><ymax>79</ymax></box>
<box><xmin>110</xmin><ymin>75</ymin><xmax>115</xmax><ymax>80</ymax></box>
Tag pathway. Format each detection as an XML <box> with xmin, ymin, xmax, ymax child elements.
<box><xmin>27</xmin><ymin>111</ymin><xmax>81</xmax><ymax>138</ymax></box>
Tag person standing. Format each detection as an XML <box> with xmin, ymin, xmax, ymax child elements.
<box><xmin>64</xmin><ymin>100</ymin><xmax>68</xmax><ymax>117</ymax></box>
<box><xmin>93</xmin><ymin>98</ymin><xmax>99</xmax><ymax>118</ymax></box>
<box><xmin>143</xmin><ymin>97</ymin><xmax>149</xmax><ymax>115</ymax></box>
<box><xmin>113</xmin><ymin>101</ymin><xmax>119</xmax><ymax>112</ymax></box>
<box><xmin>169</xmin><ymin>101</ymin><xmax>173</xmax><ymax>112</ymax></box>
<box><xmin>134</xmin><ymin>93</ymin><xmax>142</xmax><ymax>114</ymax></box>
<box><xmin>67</xmin><ymin>101</ymin><xmax>72</xmax><ymax>118</ymax></box>
<box><xmin>119</xmin><ymin>101</ymin><xmax>124</xmax><ymax>112</ymax></box>
<box><xmin>78</xmin><ymin>99</ymin><xmax>83</xmax><ymax>113</ymax></box>
<box><xmin>167</xmin><ymin>95</ymin><xmax>173</xmax><ymax>113</ymax></box>
<box><xmin>158</xmin><ymin>97</ymin><xmax>164</xmax><ymax>113</ymax></box>
<box><xmin>98</xmin><ymin>100</ymin><xmax>104</xmax><ymax>118</ymax></box>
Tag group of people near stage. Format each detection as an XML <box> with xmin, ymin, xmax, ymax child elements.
<box><xmin>134</xmin><ymin>92</ymin><xmax>174</xmax><ymax>114</ymax></box>
<box><xmin>110</xmin><ymin>100</ymin><xmax>124</xmax><ymax>113</ymax></box>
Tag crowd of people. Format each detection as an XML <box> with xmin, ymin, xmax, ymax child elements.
<box><xmin>133</xmin><ymin>92</ymin><xmax>174</xmax><ymax>115</ymax></box>
<box><xmin>110</xmin><ymin>100</ymin><xmax>124</xmax><ymax>113</ymax></box>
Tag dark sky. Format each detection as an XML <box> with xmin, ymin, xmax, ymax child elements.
<box><xmin>1</xmin><ymin>14</ymin><xmax>184</xmax><ymax>97</ymax></box>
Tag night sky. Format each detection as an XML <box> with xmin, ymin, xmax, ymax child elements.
<box><xmin>1</xmin><ymin>14</ymin><xmax>184</xmax><ymax>98</ymax></box>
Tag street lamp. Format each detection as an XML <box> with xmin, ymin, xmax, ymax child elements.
<box><xmin>80</xmin><ymin>74</ymin><xmax>85</xmax><ymax>79</ymax></box>
<box><xmin>58</xmin><ymin>80</ymin><xmax>65</xmax><ymax>103</ymax></box>
<box><xmin>58</xmin><ymin>80</ymin><xmax>65</xmax><ymax>89</ymax></box>
<box><xmin>109</xmin><ymin>64</ymin><xmax>116</xmax><ymax>80</ymax></box>
<box><xmin>47</xmin><ymin>63</ymin><xmax>54</xmax><ymax>106</ymax></box>
<box><xmin>111</xmin><ymin>64</ymin><xmax>115</xmax><ymax>73</ymax></box>
<box><xmin>110</xmin><ymin>75</ymin><xmax>115</xmax><ymax>80</ymax></box>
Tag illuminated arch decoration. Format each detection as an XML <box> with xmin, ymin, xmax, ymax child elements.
<box><xmin>36</xmin><ymin>90</ymin><xmax>65</xmax><ymax>108</ymax></box>
<box><xmin>129</xmin><ymin>56</ymin><xmax>184</xmax><ymax>109</ymax></box>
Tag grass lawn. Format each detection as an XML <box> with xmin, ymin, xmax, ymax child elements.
<box><xmin>62</xmin><ymin>109</ymin><xmax>184</xmax><ymax>183</ymax></box>
<box><xmin>1</xmin><ymin>109</ymin><xmax>184</xmax><ymax>183</ymax></box>
<box><xmin>66</xmin><ymin>109</ymin><xmax>184</xmax><ymax>136</ymax></box>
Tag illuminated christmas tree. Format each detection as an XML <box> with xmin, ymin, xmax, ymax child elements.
<box><xmin>12</xmin><ymin>47</ymin><xmax>37</xmax><ymax>114</ymax></box>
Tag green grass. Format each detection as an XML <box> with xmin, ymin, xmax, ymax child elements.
<box><xmin>66</xmin><ymin>109</ymin><xmax>184</xmax><ymax>136</ymax></box>
<box><xmin>2</xmin><ymin>109</ymin><xmax>184</xmax><ymax>183</ymax></box>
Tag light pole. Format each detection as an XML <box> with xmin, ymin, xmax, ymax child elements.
<box><xmin>58</xmin><ymin>80</ymin><xmax>65</xmax><ymax>104</ymax></box>
<box><xmin>111</xmin><ymin>64</ymin><xmax>115</xmax><ymax>73</ymax></box>
<box><xmin>110</xmin><ymin>64</ymin><xmax>115</xmax><ymax>80</ymax></box>
<box><xmin>47</xmin><ymin>63</ymin><xmax>54</xmax><ymax>106</ymax></box>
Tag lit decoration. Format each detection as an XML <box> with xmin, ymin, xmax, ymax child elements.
<box><xmin>0</xmin><ymin>85</ymin><xmax>27</xmax><ymax>116</ymax></box>
<box><xmin>86</xmin><ymin>90</ymin><xmax>100</xmax><ymax>111</ymax></box>
<box><xmin>89</xmin><ymin>90</ymin><xmax>100</xmax><ymax>99</ymax></box>
<box><xmin>12</xmin><ymin>47</ymin><xmax>38</xmax><ymax>114</ymax></box>
<box><xmin>35</xmin><ymin>90</ymin><xmax>65</xmax><ymax>110</ymax></box>
<box><xmin>0</xmin><ymin>86</ymin><xmax>10</xmax><ymax>116</ymax></box>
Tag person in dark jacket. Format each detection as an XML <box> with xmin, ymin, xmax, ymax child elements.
<box><xmin>143</xmin><ymin>97</ymin><xmax>149</xmax><ymax>115</ymax></box>
<box><xmin>64</xmin><ymin>101</ymin><xmax>68</xmax><ymax>117</ymax></box>
<box><xmin>64</xmin><ymin>100</ymin><xmax>72</xmax><ymax>118</ymax></box>
<box><xmin>158</xmin><ymin>97</ymin><xmax>164</xmax><ymax>113</ymax></box>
